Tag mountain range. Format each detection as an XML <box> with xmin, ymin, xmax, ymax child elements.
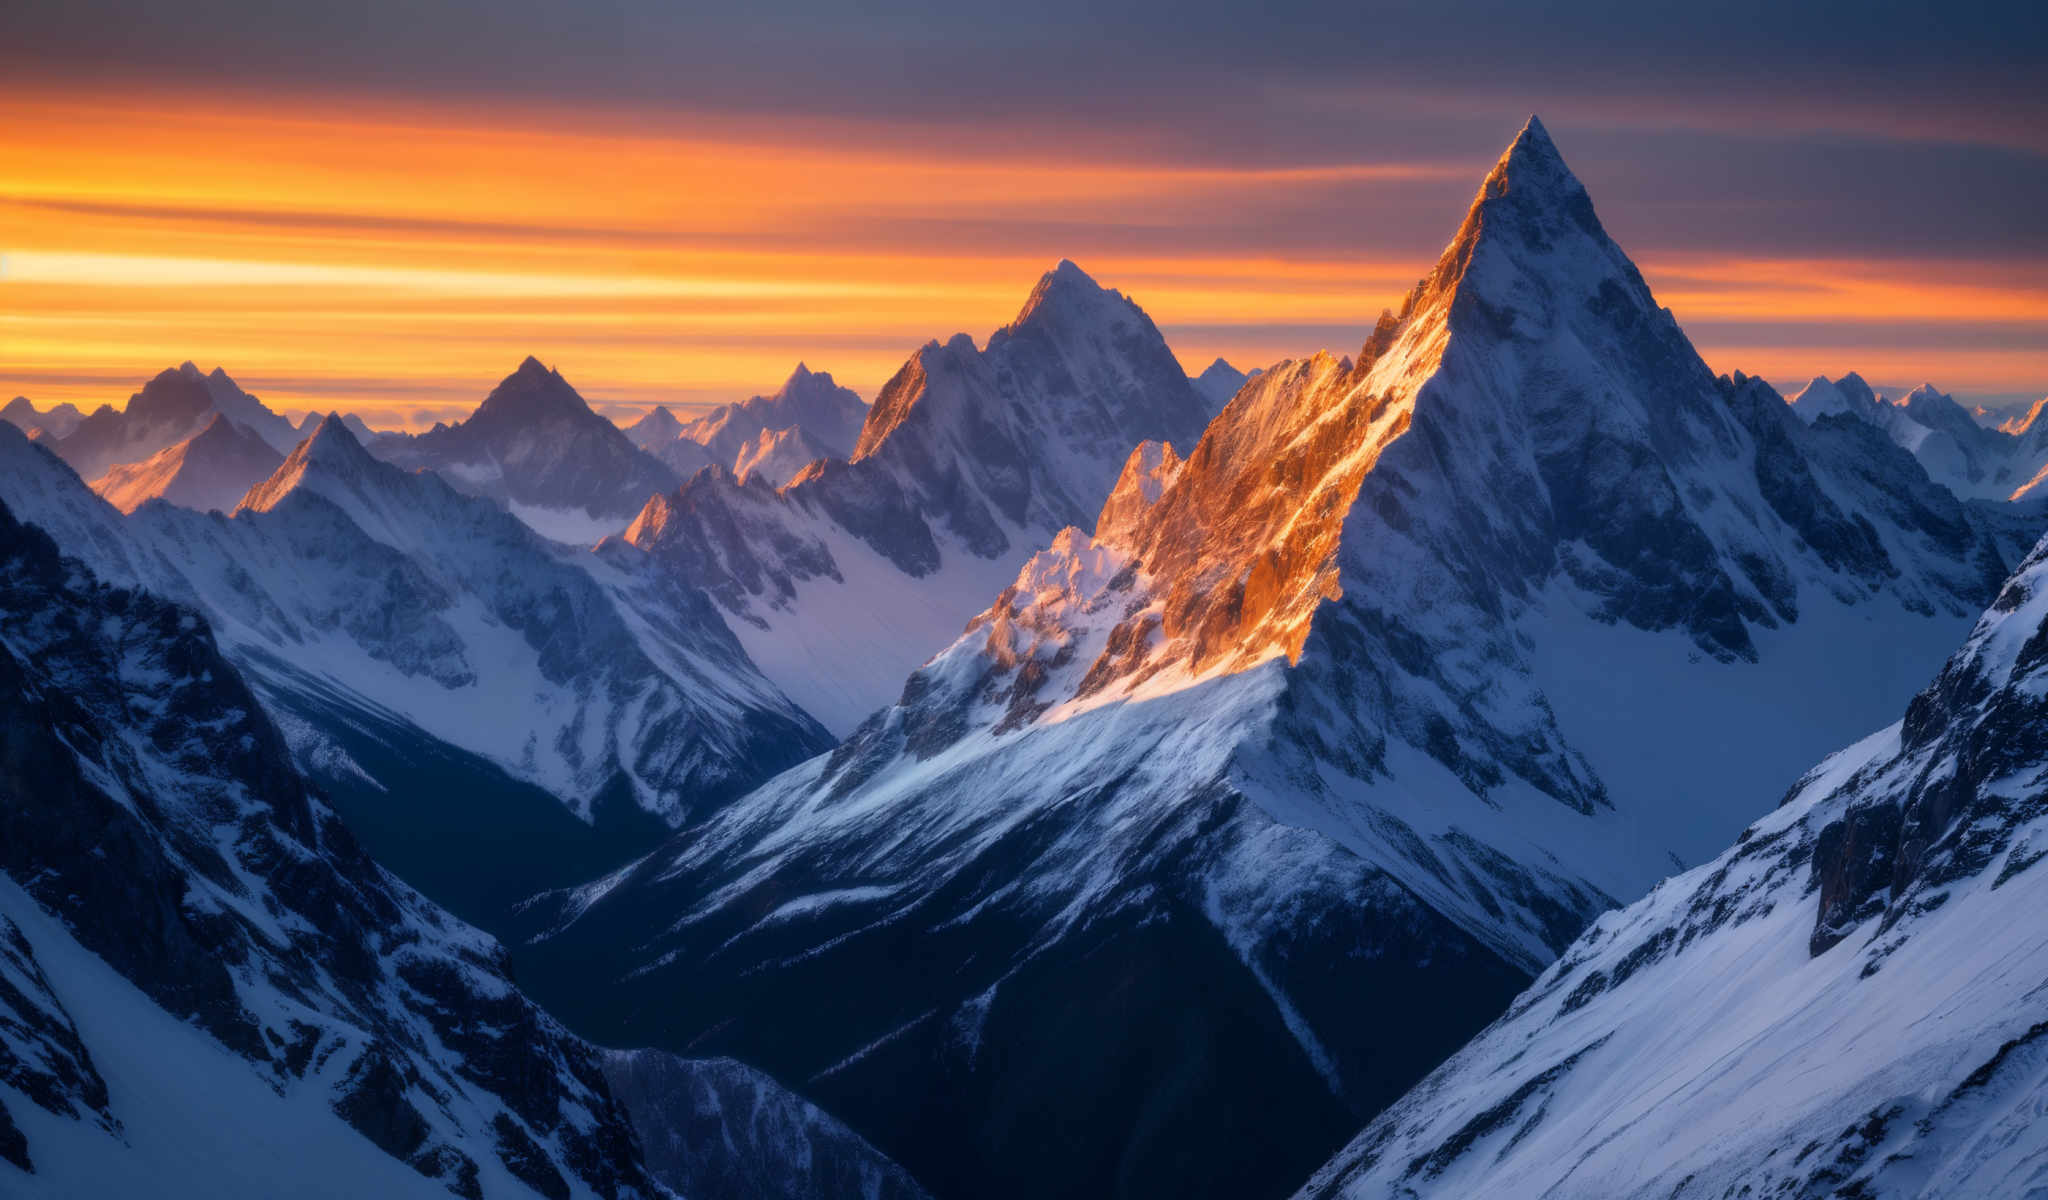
<box><xmin>620</xmin><ymin>259</ymin><xmax>1216</xmax><ymax>733</ymax></box>
<box><xmin>513</xmin><ymin>117</ymin><xmax>2045</xmax><ymax>1200</ymax></box>
<box><xmin>91</xmin><ymin>413</ymin><xmax>285</xmax><ymax>514</ymax></box>
<box><xmin>1791</xmin><ymin>372</ymin><xmax>2048</xmax><ymax>503</ymax></box>
<box><xmin>0</xmin><ymin>414</ymin><xmax>830</xmax><ymax>932</ymax></box>
<box><xmin>640</xmin><ymin>363</ymin><xmax>870</xmax><ymax>486</ymax></box>
<box><xmin>3</xmin><ymin>113</ymin><xmax>2044</xmax><ymax>1200</ymax></box>
<box><xmin>0</xmin><ymin>397</ymin><xmax>84</xmax><ymax>441</ymax></box>
<box><xmin>0</xmin><ymin>494</ymin><xmax>924</xmax><ymax>1198</ymax></box>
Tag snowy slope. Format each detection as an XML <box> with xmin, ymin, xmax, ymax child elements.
<box><xmin>621</xmin><ymin>261</ymin><xmax>1214</xmax><ymax>733</ymax></box>
<box><xmin>0</xmin><ymin>500</ymin><xmax>658</xmax><ymax>1199</ymax></box>
<box><xmin>0</xmin><ymin>497</ymin><xmax>929</xmax><ymax>1200</ymax></box>
<box><xmin>91</xmin><ymin>412</ymin><xmax>285</xmax><ymax>513</ymax></box>
<box><xmin>370</xmin><ymin>357</ymin><xmax>680</xmax><ymax>541</ymax></box>
<box><xmin>1301</xmin><ymin>533</ymin><xmax>2048</xmax><ymax>1200</ymax></box>
<box><xmin>602</xmin><ymin>1052</ymin><xmax>930</xmax><ymax>1200</ymax></box>
<box><xmin>0</xmin><ymin>417</ymin><xmax>830</xmax><ymax>840</ymax></box>
<box><xmin>523</xmin><ymin>118</ymin><xmax>2041</xmax><ymax>1200</ymax></box>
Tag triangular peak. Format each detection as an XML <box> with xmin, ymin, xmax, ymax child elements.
<box><xmin>1005</xmin><ymin>258</ymin><xmax>1129</xmax><ymax>332</ymax></box>
<box><xmin>469</xmin><ymin>356</ymin><xmax>596</xmax><ymax>425</ymax></box>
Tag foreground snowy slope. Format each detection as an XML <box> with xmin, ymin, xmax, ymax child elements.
<box><xmin>0</xmin><ymin>498</ymin><xmax>655</xmax><ymax>1199</ymax></box>
<box><xmin>1302</xmin><ymin>532</ymin><xmax>2048</xmax><ymax>1199</ymax></box>
<box><xmin>520</xmin><ymin>119</ymin><xmax>2041</xmax><ymax>1200</ymax></box>
<box><xmin>619</xmin><ymin>260</ymin><xmax>1215</xmax><ymax>732</ymax></box>
<box><xmin>0</xmin><ymin>497</ymin><xmax>928</xmax><ymax>1199</ymax></box>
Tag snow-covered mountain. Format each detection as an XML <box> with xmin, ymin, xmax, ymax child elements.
<box><xmin>731</xmin><ymin>423</ymin><xmax>830</xmax><ymax>487</ymax></box>
<box><xmin>370</xmin><ymin>358</ymin><xmax>681</xmax><ymax>544</ymax></box>
<box><xmin>621</xmin><ymin>404</ymin><xmax>685</xmax><ymax>453</ymax></box>
<box><xmin>41</xmin><ymin>363</ymin><xmax>304</xmax><ymax>482</ymax></box>
<box><xmin>0</xmin><ymin>397</ymin><xmax>84</xmax><ymax>440</ymax></box>
<box><xmin>90</xmin><ymin>412</ymin><xmax>285</xmax><ymax>513</ymax></box>
<box><xmin>297</xmin><ymin>408</ymin><xmax>380</xmax><ymax>445</ymax></box>
<box><xmin>1190</xmin><ymin>356</ymin><xmax>1255</xmax><ymax>412</ymax></box>
<box><xmin>1789</xmin><ymin>373</ymin><xmax>2048</xmax><ymax>502</ymax></box>
<box><xmin>670</xmin><ymin>363</ymin><xmax>868</xmax><ymax>471</ymax></box>
<box><xmin>0</xmin><ymin>498</ymin><xmax>657</xmax><ymax>1198</ymax></box>
<box><xmin>518</xmin><ymin>119</ymin><xmax>2041</xmax><ymax>1200</ymax></box>
<box><xmin>45</xmin><ymin>365</ymin><xmax>216</xmax><ymax>481</ymax></box>
<box><xmin>619</xmin><ymin>260</ymin><xmax>1215</xmax><ymax>732</ymax></box>
<box><xmin>0</xmin><ymin>418</ymin><xmax>830</xmax><ymax>925</ymax></box>
<box><xmin>0</xmin><ymin>496</ymin><xmax>927</xmax><ymax>1199</ymax></box>
<box><xmin>1301</xmin><ymin>530</ymin><xmax>2048</xmax><ymax>1199</ymax></box>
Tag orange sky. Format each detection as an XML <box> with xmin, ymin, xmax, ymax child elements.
<box><xmin>5</xmin><ymin>91</ymin><xmax>2045</xmax><ymax>428</ymax></box>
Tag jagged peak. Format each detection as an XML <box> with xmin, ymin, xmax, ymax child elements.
<box><xmin>2001</xmin><ymin>395</ymin><xmax>2048</xmax><ymax>437</ymax></box>
<box><xmin>126</xmin><ymin>364</ymin><xmax>218</xmax><ymax>421</ymax></box>
<box><xmin>235</xmin><ymin>414</ymin><xmax>384</xmax><ymax>515</ymax></box>
<box><xmin>1387</xmin><ymin>115</ymin><xmax>1615</xmax><ymax>337</ymax></box>
<box><xmin>471</xmin><ymin>356</ymin><xmax>595</xmax><ymax>425</ymax></box>
<box><xmin>1007</xmin><ymin>259</ymin><xmax>1128</xmax><ymax>331</ymax></box>
<box><xmin>623</xmin><ymin>489</ymin><xmax>680</xmax><ymax>547</ymax></box>
<box><xmin>1479</xmin><ymin>114</ymin><xmax>1583</xmax><ymax>207</ymax></box>
<box><xmin>1096</xmin><ymin>439</ymin><xmax>1185</xmax><ymax>545</ymax></box>
<box><xmin>626</xmin><ymin>404</ymin><xmax>682</xmax><ymax>437</ymax></box>
<box><xmin>297</xmin><ymin>413</ymin><xmax>374</xmax><ymax>467</ymax></box>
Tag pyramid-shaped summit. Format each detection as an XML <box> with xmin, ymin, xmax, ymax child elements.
<box><xmin>469</xmin><ymin>355</ymin><xmax>598</xmax><ymax>427</ymax></box>
<box><xmin>236</xmin><ymin>412</ymin><xmax>379</xmax><ymax>515</ymax></box>
<box><xmin>373</xmin><ymin>355</ymin><xmax>682</xmax><ymax>526</ymax></box>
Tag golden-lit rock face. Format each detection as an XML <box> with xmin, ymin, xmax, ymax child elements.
<box><xmin>1074</xmin><ymin>262</ymin><xmax>1451</xmax><ymax>688</ymax></box>
<box><xmin>1042</xmin><ymin>119</ymin><xmax>1596</xmax><ymax>697</ymax></box>
<box><xmin>1139</xmin><ymin>358</ymin><xmax>1406</xmax><ymax>673</ymax></box>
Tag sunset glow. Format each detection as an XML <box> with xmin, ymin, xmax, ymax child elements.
<box><xmin>5</xmin><ymin>90</ymin><xmax>2044</xmax><ymax>426</ymax></box>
